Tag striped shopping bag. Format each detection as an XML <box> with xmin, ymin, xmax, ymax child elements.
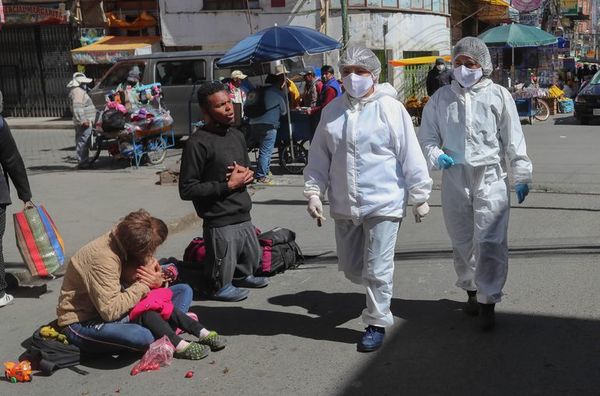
<box><xmin>13</xmin><ymin>205</ymin><xmax>65</xmax><ymax>277</ymax></box>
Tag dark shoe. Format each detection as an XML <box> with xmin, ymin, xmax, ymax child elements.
<box><xmin>463</xmin><ymin>290</ymin><xmax>479</xmax><ymax>316</ymax></box>
<box><xmin>479</xmin><ymin>303</ymin><xmax>496</xmax><ymax>331</ymax></box>
<box><xmin>174</xmin><ymin>342</ymin><xmax>210</xmax><ymax>360</ymax></box>
<box><xmin>357</xmin><ymin>325</ymin><xmax>385</xmax><ymax>352</ymax></box>
<box><xmin>76</xmin><ymin>161</ymin><xmax>90</xmax><ymax>170</ymax></box>
<box><xmin>198</xmin><ymin>331</ymin><xmax>227</xmax><ymax>351</ymax></box>
<box><xmin>210</xmin><ymin>284</ymin><xmax>249</xmax><ymax>302</ymax></box>
<box><xmin>232</xmin><ymin>275</ymin><xmax>269</xmax><ymax>289</ymax></box>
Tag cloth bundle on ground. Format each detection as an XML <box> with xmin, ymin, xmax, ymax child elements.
<box><xmin>14</xmin><ymin>205</ymin><xmax>65</xmax><ymax>277</ymax></box>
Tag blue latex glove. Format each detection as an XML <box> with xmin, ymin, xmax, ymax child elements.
<box><xmin>515</xmin><ymin>183</ymin><xmax>529</xmax><ymax>204</ymax></box>
<box><xmin>437</xmin><ymin>154</ymin><xmax>455</xmax><ymax>169</ymax></box>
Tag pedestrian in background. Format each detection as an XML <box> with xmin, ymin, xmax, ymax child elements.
<box><xmin>247</xmin><ymin>74</ymin><xmax>287</xmax><ymax>185</ymax></box>
<box><xmin>306</xmin><ymin>65</ymin><xmax>342</xmax><ymax>118</ymax></box>
<box><xmin>300</xmin><ymin>67</ymin><xmax>322</xmax><ymax>108</ymax></box>
<box><xmin>304</xmin><ymin>46</ymin><xmax>432</xmax><ymax>352</ymax></box>
<box><xmin>0</xmin><ymin>115</ymin><xmax>33</xmax><ymax>307</ymax></box>
<box><xmin>300</xmin><ymin>67</ymin><xmax>323</xmax><ymax>140</ymax></box>
<box><xmin>426</xmin><ymin>57</ymin><xmax>452</xmax><ymax>96</ymax></box>
<box><xmin>228</xmin><ymin>70</ymin><xmax>248</xmax><ymax>119</ymax></box>
<box><xmin>67</xmin><ymin>72</ymin><xmax>96</xmax><ymax>169</ymax></box>
<box><xmin>419</xmin><ymin>37</ymin><xmax>533</xmax><ymax>331</ymax></box>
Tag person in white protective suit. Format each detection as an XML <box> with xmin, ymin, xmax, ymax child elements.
<box><xmin>303</xmin><ymin>46</ymin><xmax>432</xmax><ymax>352</ymax></box>
<box><xmin>418</xmin><ymin>37</ymin><xmax>533</xmax><ymax>331</ymax></box>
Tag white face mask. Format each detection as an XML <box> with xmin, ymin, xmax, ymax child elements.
<box><xmin>342</xmin><ymin>73</ymin><xmax>374</xmax><ymax>98</ymax></box>
<box><xmin>436</xmin><ymin>64</ymin><xmax>445</xmax><ymax>71</ymax></box>
<box><xmin>453</xmin><ymin>65</ymin><xmax>483</xmax><ymax>88</ymax></box>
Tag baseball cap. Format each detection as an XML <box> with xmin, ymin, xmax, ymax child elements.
<box><xmin>299</xmin><ymin>67</ymin><xmax>316</xmax><ymax>76</ymax></box>
<box><xmin>231</xmin><ymin>70</ymin><xmax>248</xmax><ymax>79</ymax></box>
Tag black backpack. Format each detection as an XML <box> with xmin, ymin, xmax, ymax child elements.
<box><xmin>101</xmin><ymin>108</ymin><xmax>126</xmax><ymax>132</ymax></box>
<box><xmin>21</xmin><ymin>323</ymin><xmax>88</xmax><ymax>376</ymax></box>
<box><xmin>256</xmin><ymin>227</ymin><xmax>303</xmax><ymax>276</ymax></box>
<box><xmin>243</xmin><ymin>87</ymin><xmax>278</xmax><ymax>118</ymax></box>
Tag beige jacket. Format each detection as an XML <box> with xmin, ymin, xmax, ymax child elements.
<box><xmin>57</xmin><ymin>232</ymin><xmax>150</xmax><ymax>327</ymax></box>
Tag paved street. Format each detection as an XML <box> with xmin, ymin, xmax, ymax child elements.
<box><xmin>0</xmin><ymin>115</ymin><xmax>599</xmax><ymax>395</ymax></box>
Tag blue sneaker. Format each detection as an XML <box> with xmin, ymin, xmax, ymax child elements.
<box><xmin>210</xmin><ymin>284</ymin><xmax>249</xmax><ymax>302</ymax></box>
<box><xmin>232</xmin><ymin>275</ymin><xmax>269</xmax><ymax>289</ymax></box>
<box><xmin>357</xmin><ymin>326</ymin><xmax>385</xmax><ymax>352</ymax></box>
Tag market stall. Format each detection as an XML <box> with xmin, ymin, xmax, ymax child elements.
<box><xmin>478</xmin><ymin>23</ymin><xmax>558</xmax><ymax>87</ymax></box>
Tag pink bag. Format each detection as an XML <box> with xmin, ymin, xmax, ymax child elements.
<box><xmin>130</xmin><ymin>336</ymin><xmax>174</xmax><ymax>376</ymax></box>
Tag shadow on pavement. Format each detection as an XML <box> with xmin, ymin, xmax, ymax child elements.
<box><xmin>337</xmin><ymin>298</ymin><xmax>600</xmax><ymax>396</ymax></box>
<box><xmin>191</xmin><ymin>291</ymin><xmax>367</xmax><ymax>344</ymax></box>
<box><xmin>253</xmin><ymin>199</ymin><xmax>308</xmax><ymax>206</ymax></box>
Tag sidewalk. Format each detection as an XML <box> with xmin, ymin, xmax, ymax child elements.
<box><xmin>6</xmin><ymin>117</ymin><xmax>73</xmax><ymax>130</ymax></box>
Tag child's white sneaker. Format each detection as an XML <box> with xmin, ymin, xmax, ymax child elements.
<box><xmin>0</xmin><ymin>293</ymin><xmax>14</xmax><ymax>307</ymax></box>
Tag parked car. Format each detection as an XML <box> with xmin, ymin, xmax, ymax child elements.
<box><xmin>574</xmin><ymin>71</ymin><xmax>600</xmax><ymax>125</ymax></box>
<box><xmin>89</xmin><ymin>51</ymin><xmax>258</xmax><ymax>137</ymax></box>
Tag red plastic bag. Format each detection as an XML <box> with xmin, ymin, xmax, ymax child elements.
<box><xmin>130</xmin><ymin>336</ymin><xmax>174</xmax><ymax>376</ymax></box>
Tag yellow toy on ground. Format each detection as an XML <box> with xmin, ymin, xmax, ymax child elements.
<box><xmin>4</xmin><ymin>361</ymin><xmax>32</xmax><ymax>383</ymax></box>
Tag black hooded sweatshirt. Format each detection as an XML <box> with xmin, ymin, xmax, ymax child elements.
<box><xmin>179</xmin><ymin>123</ymin><xmax>252</xmax><ymax>228</ymax></box>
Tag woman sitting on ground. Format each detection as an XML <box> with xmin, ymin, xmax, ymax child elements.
<box><xmin>56</xmin><ymin>209</ymin><xmax>194</xmax><ymax>354</ymax></box>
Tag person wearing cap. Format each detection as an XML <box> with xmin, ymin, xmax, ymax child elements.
<box><xmin>228</xmin><ymin>70</ymin><xmax>248</xmax><ymax>109</ymax></box>
<box><xmin>300</xmin><ymin>67</ymin><xmax>322</xmax><ymax>108</ymax></box>
<box><xmin>419</xmin><ymin>37</ymin><xmax>533</xmax><ymax>331</ymax></box>
<box><xmin>274</xmin><ymin>64</ymin><xmax>301</xmax><ymax>109</ymax></box>
<box><xmin>303</xmin><ymin>46</ymin><xmax>432</xmax><ymax>352</ymax></box>
<box><xmin>67</xmin><ymin>72</ymin><xmax>96</xmax><ymax>168</ymax></box>
<box><xmin>426</xmin><ymin>57</ymin><xmax>452</xmax><ymax>96</ymax></box>
<box><xmin>300</xmin><ymin>67</ymin><xmax>324</xmax><ymax>140</ymax></box>
<box><xmin>305</xmin><ymin>65</ymin><xmax>342</xmax><ymax>118</ymax></box>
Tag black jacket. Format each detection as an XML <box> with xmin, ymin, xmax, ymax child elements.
<box><xmin>0</xmin><ymin>116</ymin><xmax>32</xmax><ymax>205</ymax></box>
<box><xmin>426</xmin><ymin>68</ymin><xmax>453</xmax><ymax>97</ymax></box>
<box><xmin>179</xmin><ymin>124</ymin><xmax>252</xmax><ymax>228</ymax></box>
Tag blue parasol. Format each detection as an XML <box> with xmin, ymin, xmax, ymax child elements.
<box><xmin>216</xmin><ymin>25</ymin><xmax>341</xmax><ymax>68</ymax></box>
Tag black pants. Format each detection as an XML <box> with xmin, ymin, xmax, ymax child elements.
<box><xmin>134</xmin><ymin>308</ymin><xmax>204</xmax><ymax>347</ymax></box>
<box><xmin>0</xmin><ymin>205</ymin><xmax>7</xmax><ymax>296</ymax></box>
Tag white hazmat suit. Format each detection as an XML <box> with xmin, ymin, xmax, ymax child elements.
<box><xmin>304</xmin><ymin>81</ymin><xmax>432</xmax><ymax>327</ymax></box>
<box><xmin>418</xmin><ymin>43</ymin><xmax>533</xmax><ymax>304</ymax></box>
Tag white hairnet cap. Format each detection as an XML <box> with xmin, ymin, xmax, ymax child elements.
<box><xmin>338</xmin><ymin>46</ymin><xmax>382</xmax><ymax>82</ymax></box>
<box><xmin>452</xmin><ymin>37</ymin><xmax>493</xmax><ymax>77</ymax></box>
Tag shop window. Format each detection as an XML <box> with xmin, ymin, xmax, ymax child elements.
<box><xmin>98</xmin><ymin>62</ymin><xmax>146</xmax><ymax>89</ymax></box>
<box><xmin>155</xmin><ymin>60</ymin><xmax>206</xmax><ymax>86</ymax></box>
<box><xmin>271</xmin><ymin>0</ymin><xmax>285</xmax><ymax>6</ymax></box>
<box><xmin>348</xmin><ymin>0</ymin><xmax>366</xmax><ymax>6</ymax></box>
<box><xmin>203</xmin><ymin>0</ymin><xmax>259</xmax><ymax>10</ymax></box>
<box><xmin>382</xmin><ymin>0</ymin><xmax>399</xmax><ymax>7</ymax></box>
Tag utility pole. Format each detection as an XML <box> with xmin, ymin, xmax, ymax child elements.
<box><xmin>341</xmin><ymin>0</ymin><xmax>349</xmax><ymax>47</ymax></box>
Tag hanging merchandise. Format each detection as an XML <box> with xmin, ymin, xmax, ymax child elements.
<box><xmin>511</xmin><ymin>0</ymin><xmax>542</xmax><ymax>13</ymax></box>
<box><xmin>106</xmin><ymin>11</ymin><xmax>157</xmax><ymax>30</ymax></box>
<box><xmin>0</xmin><ymin>0</ymin><xmax>5</xmax><ymax>25</ymax></box>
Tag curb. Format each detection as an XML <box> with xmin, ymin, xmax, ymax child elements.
<box><xmin>168</xmin><ymin>212</ymin><xmax>202</xmax><ymax>235</ymax></box>
<box><xmin>10</xmin><ymin>124</ymin><xmax>73</xmax><ymax>130</ymax></box>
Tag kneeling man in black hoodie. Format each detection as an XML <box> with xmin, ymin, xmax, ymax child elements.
<box><xmin>179</xmin><ymin>81</ymin><xmax>268</xmax><ymax>302</ymax></box>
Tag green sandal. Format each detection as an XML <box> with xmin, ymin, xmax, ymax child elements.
<box><xmin>174</xmin><ymin>342</ymin><xmax>209</xmax><ymax>360</ymax></box>
<box><xmin>198</xmin><ymin>331</ymin><xmax>227</xmax><ymax>351</ymax></box>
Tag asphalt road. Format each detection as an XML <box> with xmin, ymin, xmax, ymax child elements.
<box><xmin>0</xmin><ymin>114</ymin><xmax>598</xmax><ymax>396</ymax></box>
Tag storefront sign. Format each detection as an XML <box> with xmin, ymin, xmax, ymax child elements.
<box><xmin>4</xmin><ymin>3</ymin><xmax>68</xmax><ymax>25</ymax></box>
<box><xmin>519</xmin><ymin>10</ymin><xmax>541</xmax><ymax>26</ymax></box>
<box><xmin>511</xmin><ymin>0</ymin><xmax>542</xmax><ymax>13</ymax></box>
<box><xmin>560</xmin><ymin>0</ymin><xmax>578</xmax><ymax>16</ymax></box>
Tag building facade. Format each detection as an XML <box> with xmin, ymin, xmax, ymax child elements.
<box><xmin>159</xmin><ymin>0</ymin><xmax>451</xmax><ymax>100</ymax></box>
